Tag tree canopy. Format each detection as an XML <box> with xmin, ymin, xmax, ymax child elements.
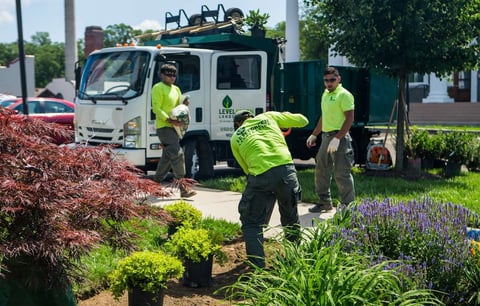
<box><xmin>305</xmin><ymin>0</ymin><xmax>480</xmax><ymax>170</ymax></box>
<box><xmin>306</xmin><ymin>0</ymin><xmax>480</xmax><ymax>78</ymax></box>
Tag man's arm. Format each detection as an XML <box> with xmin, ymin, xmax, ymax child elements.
<box><xmin>270</xmin><ymin>111</ymin><xmax>309</xmax><ymax>128</ymax></box>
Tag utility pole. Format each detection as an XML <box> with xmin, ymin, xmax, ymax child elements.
<box><xmin>15</xmin><ymin>0</ymin><xmax>28</xmax><ymax>115</ymax></box>
<box><xmin>64</xmin><ymin>0</ymin><xmax>77</xmax><ymax>82</ymax></box>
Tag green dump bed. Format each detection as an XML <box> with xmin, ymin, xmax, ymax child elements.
<box><xmin>272</xmin><ymin>60</ymin><xmax>398</xmax><ymax>129</ymax></box>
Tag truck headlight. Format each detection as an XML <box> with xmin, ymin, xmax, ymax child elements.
<box><xmin>124</xmin><ymin>117</ymin><xmax>141</xmax><ymax>148</ymax></box>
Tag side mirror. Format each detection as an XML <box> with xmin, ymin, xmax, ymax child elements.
<box><xmin>74</xmin><ymin>61</ymin><xmax>82</xmax><ymax>92</ymax></box>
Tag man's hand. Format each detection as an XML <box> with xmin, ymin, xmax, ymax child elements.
<box><xmin>306</xmin><ymin>134</ymin><xmax>317</xmax><ymax>148</ymax></box>
<box><xmin>167</xmin><ymin>118</ymin><xmax>182</xmax><ymax>126</ymax></box>
<box><xmin>327</xmin><ymin>137</ymin><xmax>340</xmax><ymax>153</ymax></box>
<box><xmin>182</xmin><ymin>95</ymin><xmax>190</xmax><ymax>106</ymax></box>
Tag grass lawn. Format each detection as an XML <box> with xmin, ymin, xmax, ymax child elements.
<box><xmin>201</xmin><ymin>167</ymin><xmax>480</xmax><ymax>215</ymax></box>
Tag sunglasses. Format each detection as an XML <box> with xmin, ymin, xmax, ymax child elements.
<box><xmin>323</xmin><ymin>78</ymin><xmax>337</xmax><ymax>83</ymax></box>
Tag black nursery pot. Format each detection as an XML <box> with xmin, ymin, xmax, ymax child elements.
<box><xmin>128</xmin><ymin>288</ymin><xmax>164</xmax><ymax>306</ymax></box>
<box><xmin>182</xmin><ymin>255</ymin><xmax>214</xmax><ymax>288</ymax></box>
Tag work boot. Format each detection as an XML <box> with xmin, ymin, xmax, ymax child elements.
<box><xmin>179</xmin><ymin>185</ymin><xmax>197</xmax><ymax>198</ymax></box>
<box><xmin>308</xmin><ymin>203</ymin><xmax>333</xmax><ymax>213</ymax></box>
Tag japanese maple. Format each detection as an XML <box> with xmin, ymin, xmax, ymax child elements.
<box><xmin>0</xmin><ymin>107</ymin><xmax>172</xmax><ymax>290</ymax></box>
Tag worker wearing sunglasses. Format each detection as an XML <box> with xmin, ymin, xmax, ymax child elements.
<box><xmin>306</xmin><ymin>66</ymin><xmax>355</xmax><ymax>213</ymax></box>
<box><xmin>152</xmin><ymin>63</ymin><xmax>196</xmax><ymax>198</ymax></box>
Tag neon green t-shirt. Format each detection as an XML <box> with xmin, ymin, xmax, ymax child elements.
<box><xmin>151</xmin><ymin>82</ymin><xmax>182</xmax><ymax>128</ymax></box>
<box><xmin>230</xmin><ymin>111</ymin><xmax>309</xmax><ymax>176</ymax></box>
<box><xmin>321</xmin><ymin>84</ymin><xmax>354</xmax><ymax>132</ymax></box>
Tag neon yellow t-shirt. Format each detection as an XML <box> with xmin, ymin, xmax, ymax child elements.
<box><xmin>321</xmin><ymin>84</ymin><xmax>354</xmax><ymax>132</ymax></box>
<box><xmin>230</xmin><ymin>111</ymin><xmax>309</xmax><ymax>176</ymax></box>
<box><xmin>151</xmin><ymin>82</ymin><xmax>182</xmax><ymax>129</ymax></box>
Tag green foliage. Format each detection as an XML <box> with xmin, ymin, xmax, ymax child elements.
<box><xmin>244</xmin><ymin>9</ymin><xmax>270</xmax><ymax>31</ymax></box>
<box><xmin>74</xmin><ymin>245</ymin><xmax>127</xmax><ymax>298</ymax></box>
<box><xmin>201</xmin><ymin>175</ymin><xmax>246</xmax><ymax>192</ymax></box>
<box><xmin>467</xmin><ymin>139</ymin><xmax>480</xmax><ymax>171</ymax></box>
<box><xmin>163</xmin><ymin>200</ymin><xmax>202</xmax><ymax>229</ymax></box>
<box><xmin>306</xmin><ymin>0</ymin><xmax>480</xmax><ymax>78</ymax></box>
<box><xmin>165</xmin><ymin>227</ymin><xmax>224</xmax><ymax>264</ymax></box>
<box><xmin>103</xmin><ymin>23</ymin><xmax>139</xmax><ymax>48</ymax></box>
<box><xmin>305</xmin><ymin>0</ymin><xmax>480</xmax><ymax>170</ymax></box>
<box><xmin>201</xmin><ymin>168</ymin><xmax>480</xmax><ymax>214</ymax></box>
<box><xmin>222</xmin><ymin>223</ymin><xmax>441</xmax><ymax>305</ymax></box>
<box><xmin>75</xmin><ymin>216</ymin><xmax>239</xmax><ymax>297</ymax></box>
<box><xmin>0</xmin><ymin>42</ymin><xmax>18</xmax><ymax>66</ymax></box>
<box><xmin>407</xmin><ymin>128</ymin><xmax>439</xmax><ymax>159</ymax></box>
<box><xmin>29</xmin><ymin>42</ymin><xmax>65</xmax><ymax>87</ymax></box>
<box><xmin>299</xmin><ymin>5</ymin><xmax>329</xmax><ymax>61</ymax></box>
<box><xmin>31</xmin><ymin>32</ymin><xmax>52</xmax><ymax>46</ymax></box>
<box><xmin>200</xmin><ymin>217</ymin><xmax>242</xmax><ymax>243</ymax></box>
<box><xmin>265</xmin><ymin>21</ymin><xmax>285</xmax><ymax>39</ymax></box>
<box><xmin>465</xmin><ymin>241</ymin><xmax>480</xmax><ymax>305</ymax></box>
<box><xmin>108</xmin><ymin>251</ymin><xmax>183</xmax><ymax>299</ymax></box>
<box><xmin>441</xmin><ymin>130</ymin><xmax>477</xmax><ymax>164</ymax></box>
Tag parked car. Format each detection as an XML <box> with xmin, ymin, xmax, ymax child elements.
<box><xmin>0</xmin><ymin>97</ymin><xmax>75</xmax><ymax>129</ymax></box>
<box><xmin>0</xmin><ymin>93</ymin><xmax>17</xmax><ymax>102</ymax></box>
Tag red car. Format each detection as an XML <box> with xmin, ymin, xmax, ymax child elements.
<box><xmin>0</xmin><ymin>97</ymin><xmax>75</xmax><ymax>129</ymax></box>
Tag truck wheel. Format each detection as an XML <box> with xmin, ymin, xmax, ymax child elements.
<box><xmin>189</xmin><ymin>14</ymin><xmax>206</xmax><ymax>26</ymax></box>
<box><xmin>184</xmin><ymin>138</ymin><xmax>199</xmax><ymax>179</ymax></box>
<box><xmin>224</xmin><ymin>8</ymin><xmax>244</xmax><ymax>21</ymax></box>
<box><xmin>195</xmin><ymin>136</ymin><xmax>214</xmax><ymax>180</ymax></box>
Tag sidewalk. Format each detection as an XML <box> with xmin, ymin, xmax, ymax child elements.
<box><xmin>150</xmin><ymin>185</ymin><xmax>336</xmax><ymax>237</ymax></box>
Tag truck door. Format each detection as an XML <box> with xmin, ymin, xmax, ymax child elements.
<box><xmin>211</xmin><ymin>51</ymin><xmax>267</xmax><ymax>140</ymax></box>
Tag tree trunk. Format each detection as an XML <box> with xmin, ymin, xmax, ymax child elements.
<box><xmin>395</xmin><ymin>75</ymin><xmax>407</xmax><ymax>172</ymax></box>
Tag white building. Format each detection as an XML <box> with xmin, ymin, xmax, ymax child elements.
<box><xmin>0</xmin><ymin>56</ymin><xmax>35</xmax><ymax>97</ymax></box>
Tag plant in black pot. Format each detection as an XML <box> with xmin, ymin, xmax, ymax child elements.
<box><xmin>163</xmin><ymin>200</ymin><xmax>202</xmax><ymax>235</ymax></box>
<box><xmin>409</xmin><ymin>128</ymin><xmax>445</xmax><ymax>169</ymax></box>
<box><xmin>165</xmin><ymin>227</ymin><xmax>226</xmax><ymax>288</ymax></box>
<box><xmin>109</xmin><ymin>250</ymin><xmax>184</xmax><ymax>306</ymax></box>
<box><xmin>442</xmin><ymin>131</ymin><xmax>475</xmax><ymax>177</ymax></box>
<box><xmin>245</xmin><ymin>9</ymin><xmax>270</xmax><ymax>37</ymax></box>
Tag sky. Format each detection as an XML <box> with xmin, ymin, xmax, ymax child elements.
<box><xmin>0</xmin><ymin>0</ymin><xmax>287</xmax><ymax>43</ymax></box>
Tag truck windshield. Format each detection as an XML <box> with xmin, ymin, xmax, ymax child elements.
<box><xmin>79</xmin><ymin>51</ymin><xmax>150</xmax><ymax>100</ymax></box>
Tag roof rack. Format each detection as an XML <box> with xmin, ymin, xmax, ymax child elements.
<box><xmin>135</xmin><ymin>4</ymin><xmax>245</xmax><ymax>41</ymax></box>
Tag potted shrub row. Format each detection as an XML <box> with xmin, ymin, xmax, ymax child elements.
<box><xmin>108</xmin><ymin>200</ymin><xmax>227</xmax><ymax>306</ymax></box>
<box><xmin>406</xmin><ymin>128</ymin><xmax>479</xmax><ymax>176</ymax></box>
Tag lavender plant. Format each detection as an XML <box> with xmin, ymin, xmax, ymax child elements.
<box><xmin>337</xmin><ymin>198</ymin><xmax>477</xmax><ymax>304</ymax></box>
<box><xmin>221</xmin><ymin>221</ymin><xmax>441</xmax><ymax>305</ymax></box>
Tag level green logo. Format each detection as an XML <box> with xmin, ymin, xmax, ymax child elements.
<box><xmin>222</xmin><ymin>95</ymin><xmax>232</xmax><ymax>109</ymax></box>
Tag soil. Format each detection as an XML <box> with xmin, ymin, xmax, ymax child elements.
<box><xmin>77</xmin><ymin>240</ymin><xmax>248</xmax><ymax>306</ymax></box>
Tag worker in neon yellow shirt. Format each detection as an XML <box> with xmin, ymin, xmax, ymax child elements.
<box><xmin>152</xmin><ymin>63</ymin><xmax>195</xmax><ymax>198</ymax></box>
<box><xmin>230</xmin><ymin>110</ymin><xmax>308</xmax><ymax>269</ymax></box>
<box><xmin>306</xmin><ymin>66</ymin><xmax>355</xmax><ymax>213</ymax></box>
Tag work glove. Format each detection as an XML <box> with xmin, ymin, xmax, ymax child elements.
<box><xmin>327</xmin><ymin>137</ymin><xmax>340</xmax><ymax>153</ymax></box>
<box><xmin>306</xmin><ymin>134</ymin><xmax>317</xmax><ymax>148</ymax></box>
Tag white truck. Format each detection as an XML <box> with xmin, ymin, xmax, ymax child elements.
<box><xmin>74</xmin><ymin>36</ymin><xmax>269</xmax><ymax>179</ymax></box>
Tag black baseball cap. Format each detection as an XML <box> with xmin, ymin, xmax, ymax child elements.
<box><xmin>233</xmin><ymin>110</ymin><xmax>254</xmax><ymax>128</ymax></box>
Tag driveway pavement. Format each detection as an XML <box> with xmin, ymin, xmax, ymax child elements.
<box><xmin>150</xmin><ymin>185</ymin><xmax>336</xmax><ymax>237</ymax></box>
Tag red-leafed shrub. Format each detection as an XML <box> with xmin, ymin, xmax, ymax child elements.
<box><xmin>0</xmin><ymin>108</ymin><xmax>172</xmax><ymax>293</ymax></box>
